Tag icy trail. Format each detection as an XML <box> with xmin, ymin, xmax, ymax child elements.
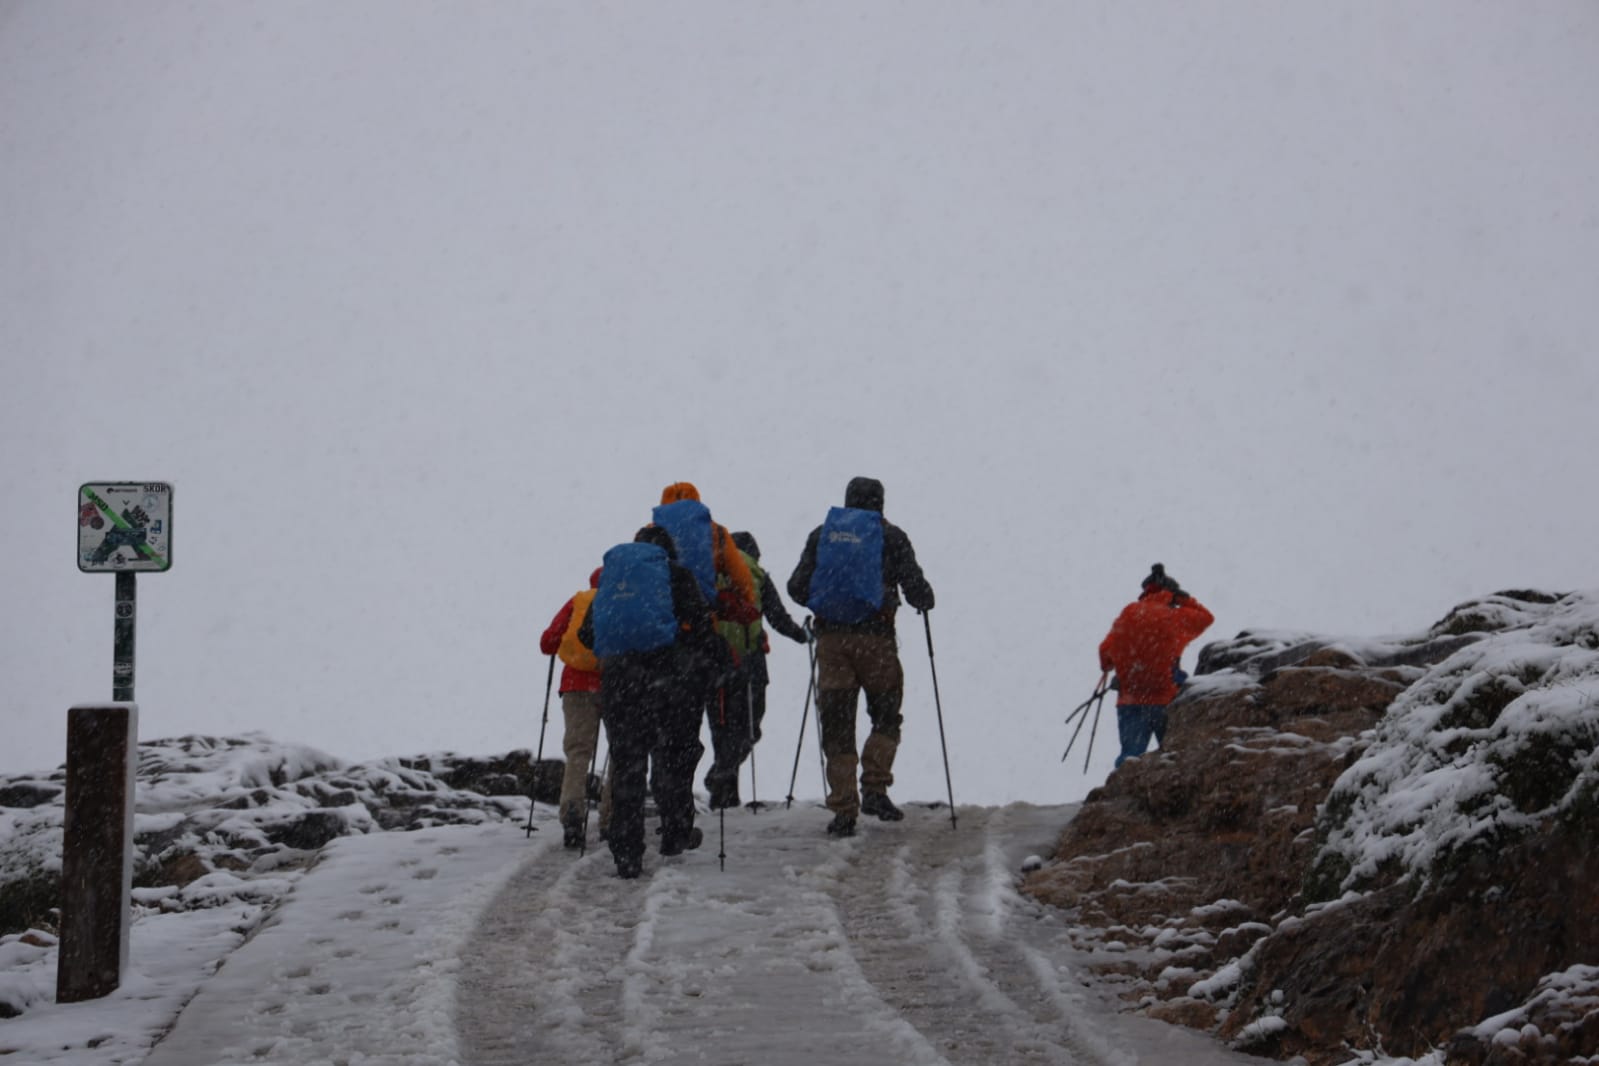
<box><xmin>23</xmin><ymin>801</ymin><xmax>1267</xmax><ymax>1064</ymax></box>
<box><xmin>454</xmin><ymin>802</ymin><xmax>1254</xmax><ymax>1066</ymax></box>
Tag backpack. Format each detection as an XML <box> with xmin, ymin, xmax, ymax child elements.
<box><xmin>590</xmin><ymin>543</ymin><xmax>678</xmax><ymax>656</ymax></box>
<box><xmin>651</xmin><ymin>499</ymin><xmax>716</xmax><ymax>602</ymax></box>
<box><xmin>716</xmin><ymin>551</ymin><xmax>765</xmax><ymax>656</ymax></box>
<box><xmin>557</xmin><ymin>589</ymin><xmax>600</xmax><ymax>673</ymax></box>
<box><xmin>808</xmin><ymin>506</ymin><xmax>884</xmax><ymax>624</ymax></box>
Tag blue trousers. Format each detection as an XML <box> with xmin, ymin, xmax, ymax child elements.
<box><xmin>1115</xmin><ymin>704</ymin><xmax>1168</xmax><ymax>767</ymax></box>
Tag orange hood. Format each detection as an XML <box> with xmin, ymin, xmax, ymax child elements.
<box><xmin>660</xmin><ymin>482</ymin><xmax>701</xmax><ymax>504</ymax></box>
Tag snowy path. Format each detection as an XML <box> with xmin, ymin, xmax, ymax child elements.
<box><xmin>454</xmin><ymin>802</ymin><xmax>1253</xmax><ymax>1066</ymax></box>
<box><xmin>14</xmin><ymin>801</ymin><xmax>1265</xmax><ymax>1065</ymax></box>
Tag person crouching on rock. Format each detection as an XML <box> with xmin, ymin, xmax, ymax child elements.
<box><xmin>1097</xmin><ymin>563</ymin><xmax>1215</xmax><ymax>767</ymax></box>
<box><xmin>578</xmin><ymin>525</ymin><xmax>726</xmax><ymax>879</ymax></box>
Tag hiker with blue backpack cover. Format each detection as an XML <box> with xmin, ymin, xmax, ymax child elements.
<box><xmin>788</xmin><ymin>477</ymin><xmax>935</xmax><ymax>838</ymax></box>
<box><xmin>651</xmin><ymin>482</ymin><xmax>762</xmax><ymax>810</ymax></box>
<box><xmin>577</xmin><ymin>525</ymin><xmax>727</xmax><ymax>879</ymax></box>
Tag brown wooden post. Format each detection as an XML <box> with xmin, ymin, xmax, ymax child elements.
<box><xmin>57</xmin><ymin>703</ymin><xmax>138</xmax><ymax>1003</ymax></box>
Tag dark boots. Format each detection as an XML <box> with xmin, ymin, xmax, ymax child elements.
<box><xmin>860</xmin><ymin>791</ymin><xmax>904</xmax><ymax>821</ymax></box>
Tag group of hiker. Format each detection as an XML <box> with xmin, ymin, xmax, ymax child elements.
<box><xmin>540</xmin><ymin>477</ymin><xmax>934</xmax><ymax>880</ymax></box>
<box><xmin>541</xmin><ymin>476</ymin><xmax>1214</xmax><ymax>881</ymax></box>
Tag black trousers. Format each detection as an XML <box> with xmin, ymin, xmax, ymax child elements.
<box><xmin>600</xmin><ymin>650</ymin><xmax>705</xmax><ymax>867</ymax></box>
<box><xmin>704</xmin><ymin>658</ymin><xmax>772</xmax><ymax>804</ymax></box>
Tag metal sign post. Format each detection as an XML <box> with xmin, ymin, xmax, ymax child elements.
<box><xmin>79</xmin><ymin>482</ymin><xmax>172</xmax><ymax>701</ymax></box>
<box><xmin>62</xmin><ymin>482</ymin><xmax>171</xmax><ymax>1001</ymax></box>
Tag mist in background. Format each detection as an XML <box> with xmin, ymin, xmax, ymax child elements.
<box><xmin>4</xmin><ymin>2</ymin><xmax>1597</xmax><ymax>804</ymax></box>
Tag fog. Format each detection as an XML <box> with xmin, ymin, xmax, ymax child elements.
<box><xmin>4</xmin><ymin>2</ymin><xmax>1596</xmax><ymax>804</ymax></box>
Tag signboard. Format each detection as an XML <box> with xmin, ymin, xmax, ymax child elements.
<box><xmin>78</xmin><ymin>483</ymin><xmax>173</xmax><ymax>573</ymax></box>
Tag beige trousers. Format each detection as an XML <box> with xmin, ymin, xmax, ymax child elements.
<box><xmin>559</xmin><ymin>691</ymin><xmax>612</xmax><ymax>831</ymax></box>
<box><xmin>815</xmin><ymin>631</ymin><xmax>905</xmax><ymax>818</ymax></box>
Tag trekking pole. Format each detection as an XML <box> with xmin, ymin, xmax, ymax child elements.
<box><xmin>525</xmin><ymin>654</ymin><xmax>556</xmax><ymax>838</ymax></box>
<box><xmin>745</xmin><ymin>677</ymin><xmax>765</xmax><ymax>813</ymax></box>
<box><xmin>718</xmin><ymin>806</ymin><xmax>726</xmax><ymax>872</ymax></box>
<box><xmin>921</xmin><ymin>612</ymin><xmax>958</xmax><ymax>831</ymax></box>
<box><xmin>1061</xmin><ymin>674</ymin><xmax>1109</xmax><ymax>770</ymax></box>
<box><xmin>579</xmin><ymin>723</ymin><xmax>602</xmax><ymax>859</ymax></box>
<box><xmin>786</xmin><ymin>623</ymin><xmax>818</xmax><ymax>809</ymax></box>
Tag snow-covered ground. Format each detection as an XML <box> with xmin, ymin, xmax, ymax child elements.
<box><xmin>4</xmin><ymin>794</ymin><xmax>1266</xmax><ymax>1066</ymax></box>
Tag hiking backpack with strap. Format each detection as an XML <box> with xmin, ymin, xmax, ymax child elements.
<box><xmin>650</xmin><ymin>499</ymin><xmax>716</xmax><ymax>603</ymax></box>
<box><xmin>716</xmin><ymin>550</ymin><xmax>765</xmax><ymax>656</ymax></box>
<box><xmin>590</xmin><ymin>543</ymin><xmax>679</xmax><ymax>656</ymax></box>
<box><xmin>557</xmin><ymin>589</ymin><xmax>601</xmax><ymax>672</ymax></box>
<box><xmin>808</xmin><ymin>506</ymin><xmax>885</xmax><ymax>624</ymax></box>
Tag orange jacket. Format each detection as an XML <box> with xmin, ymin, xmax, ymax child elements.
<box><xmin>1098</xmin><ymin>589</ymin><xmax>1214</xmax><ymax>706</ymax></box>
<box><xmin>658</xmin><ymin>482</ymin><xmax>759</xmax><ymax>625</ymax></box>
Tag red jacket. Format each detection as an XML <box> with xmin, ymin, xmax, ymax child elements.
<box><xmin>540</xmin><ymin>570</ymin><xmax>603</xmax><ymax>695</ymax></box>
<box><xmin>1098</xmin><ymin>589</ymin><xmax>1214</xmax><ymax>706</ymax></box>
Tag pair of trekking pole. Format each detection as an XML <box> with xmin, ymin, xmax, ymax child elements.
<box><xmin>783</xmin><ymin>614</ymin><xmax>958</xmax><ymax>830</ymax></box>
<box><xmin>1061</xmin><ymin>672</ymin><xmax>1110</xmax><ymax>771</ymax></box>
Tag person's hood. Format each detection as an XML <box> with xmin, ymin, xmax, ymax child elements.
<box><xmin>844</xmin><ymin>476</ymin><xmax>884</xmax><ymax>512</ymax></box>
<box><xmin>730</xmin><ymin>531</ymin><xmax>759</xmax><ymax>561</ymax></box>
<box><xmin>660</xmin><ymin>482</ymin><xmax>701</xmax><ymax>504</ymax></box>
<box><xmin>589</xmin><ymin>568</ymin><xmax>603</xmax><ymax>589</ymax></box>
<box><xmin>634</xmin><ymin>524</ymin><xmax>677</xmax><ymax>558</ymax></box>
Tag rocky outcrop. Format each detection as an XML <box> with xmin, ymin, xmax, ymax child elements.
<box><xmin>0</xmin><ymin>734</ymin><xmax>584</xmax><ymax>940</ymax></box>
<box><xmin>1024</xmin><ymin>591</ymin><xmax>1599</xmax><ymax>1065</ymax></box>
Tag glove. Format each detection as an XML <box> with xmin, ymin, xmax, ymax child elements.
<box><xmin>791</xmin><ymin>629</ymin><xmax>808</xmax><ymax>645</ymax></box>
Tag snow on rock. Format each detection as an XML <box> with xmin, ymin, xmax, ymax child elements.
<box><xmin>1024</xmin><ymin>589</ymin><xmax>1599</xmax><ymax>1066</ymax></box>
<box><xmin>1312</xmin><ymin>590</ymin><xmax>1599</xmax><ymax>896</ymax></box>
<box><xmin>0</xmin><ymin>733</ymin><xmax>549</xmax><ymax>1024</ymax></box>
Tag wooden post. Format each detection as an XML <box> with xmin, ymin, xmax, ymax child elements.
<box><xmin>57</xmin><ymin>704</ymin><xmax>138</xmax><ymax>1003</ymax></box>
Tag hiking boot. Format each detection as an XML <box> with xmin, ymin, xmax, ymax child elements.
<box><xmin>562</xmin><ymin>815</ymin><xmax>586</xmax><ymax>849</ymax></box>
<box><xmin>707</xmin><ymin>781</ymin><xmax>741</xmax><ymax>811</ymax></box>
<box><xmin>659</xmin><ymin>826</ymin><xmax>704</xmax><ymax>857</ymax></box>
<box><xmin>616</xmin><ymin>855</ymin><xmax>643</xmax><ymax>880</ymax></box>
<box><xmin>861</xmin><ymin>791</ymin><xmax>904</xmax><ymax>822</ymax></box>
<box><xmin>825</xmin><ymin>813</ymin><xmax>857</xmax><ymax>838</ymax></box>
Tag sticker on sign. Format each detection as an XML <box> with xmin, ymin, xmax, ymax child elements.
<box><xmin>79</xmin><ymin>482</ymin><xmax>173</xmax><ymax>573</ymax></box>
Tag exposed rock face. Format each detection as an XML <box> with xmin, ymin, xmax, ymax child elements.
<box><xmin>1023</xmin><ymin>591</ymin><xmax>1599</xmax><ymax>1065</ymax></box>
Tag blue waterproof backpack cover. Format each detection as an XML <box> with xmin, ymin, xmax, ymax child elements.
<box><xmin>651</xmin><ymin>499</ymin><xmax>716</xmax><ymax>602</ymax></box>
<box><xmin>808</xmin><ymin>506</ymin><xmax>884</xmax><ymax>624</ymax></box>
<box><xmin>591</xmin><ymin>542</ymin><xmax>679</xmax><ymax>656</ymax></box>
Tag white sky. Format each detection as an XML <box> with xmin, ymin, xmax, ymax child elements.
<box><xmin>4</xmin><ymin>2</ymin><xmax>1598</xmax><ymax>804</ymax></box>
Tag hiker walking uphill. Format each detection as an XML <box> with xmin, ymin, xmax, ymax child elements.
<box><xmin>650</xmin><ymin>482</ymin><xmax>762</xmax><ymax>809</ymax></box>
<box><xmin>789</xmin><ymin>477</ymin><xmax>935</xmax><ymax>838</ymax></box>
<box><xmin>578</xmin><ymin>526</ymin><xmax>727</xmax><ymax>879</ymax></box>
<box><xmin>1098</xmin><ymin>563</ymin><xmax>1215</xmax><ymax>767</ymax></box>
<box><xmin>703</xmin><ymin>530</ymin><xmax>809</xmax><ymax>809</ymax></box>
<box><xmin>539</xmin><ymin>568</ymin><xmax>612</xmax><ymax>849</ymax></box>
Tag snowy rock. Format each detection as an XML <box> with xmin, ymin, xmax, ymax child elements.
<box><xmin>1023</xmin><ymin>589</ymin><xmax>1599</xmax><ymax>1065</ymax></box>
<box><xmin>0</xmin><ymin>733</ymin><xmax>545</xmax><ymax>961</ymax></box>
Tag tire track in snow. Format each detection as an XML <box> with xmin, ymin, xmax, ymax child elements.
<box><xmin>456</xmin><ymin>844</ymin><xmax>650</xmax><ymax>1064</ymax></box>
<box><xmin>829</xmin><ymin>805</ymin><xmax>1130</xmax><ymax>1066</ymax></box>
<box><xmin>456</xmin><ymin>804</ymin><xmax>1129</xmax><ymax>1066</ymax></box>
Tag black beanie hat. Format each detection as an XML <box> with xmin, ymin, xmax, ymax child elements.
<box><xmin>730</xmin><ymin>531</ymin><xmax>760</xmax><ymax>560</ymax></box>
<box><xmin>1142</xmin><ymin>562</ymin><xmax>1175</xmax><ymax>592</ymax></box>
<box><xmin>635</xmin><ymin>524</ymin><xmax>677</xmax><ymax>559</ymax></box>
<box><xmin>844</xmin><ymin>476</ymin><xmax>885</xmax><ymax>512</ymax></box>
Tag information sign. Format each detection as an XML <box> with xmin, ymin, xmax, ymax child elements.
<box><xmin>78</xmin><ymin>483</ymin><xmax>173</xmax><ymax>573</ymax></box>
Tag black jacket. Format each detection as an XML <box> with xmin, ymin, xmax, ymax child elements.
<box><xmin>787</xmin><ymin>479</ymin><xmax>934</xmax><ymax>635</ymax></box>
